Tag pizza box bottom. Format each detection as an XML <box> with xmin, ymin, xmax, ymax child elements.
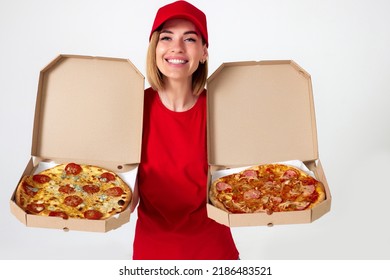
<box><xmin>9</xmin><ymin>158</ymin><xmax>134</xmax><ymax>233</ymax></box>
<box><xmin>206</xmin><ymin>159</ymin><xmax>332</xmax><ymax>227</ymax></box>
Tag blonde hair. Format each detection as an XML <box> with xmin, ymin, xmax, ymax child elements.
<box><xmin>146</xmin><ymin>31</ymin><xmax>208</xmax><ymax>96</ymax></box>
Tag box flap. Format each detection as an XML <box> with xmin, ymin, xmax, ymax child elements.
<box><xmin>207</xmin><ymin>60</ymin><xmax>318</xmax><ymax>166</ymax></box>
<box><xmin>31</xmin><ymin>55</ymin><xmax>144</xmax><ymax>168</ymax></box>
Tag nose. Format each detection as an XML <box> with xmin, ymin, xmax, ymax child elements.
<box><xmin>170</xmin><ymin>39</ymin><xmax>184</xmax><ymax>53</ymax></box>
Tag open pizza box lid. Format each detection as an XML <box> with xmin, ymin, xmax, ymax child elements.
<box><xmin>10</xmin><ymin>54</ymin><xmax>144</xmax><ymax>232</ymax></box>
<box><xmin>206</xmin><ymin>60</ymin><xmax>331</xmax><ymax>227</ymax></box>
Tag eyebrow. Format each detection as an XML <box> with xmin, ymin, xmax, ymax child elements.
<box><xmin>160</xmin><ymin>30</ymin><xmax>199</xmax><ymax>36</ymax></box>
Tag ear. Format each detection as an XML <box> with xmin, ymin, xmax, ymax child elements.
<box><xmin>201</xmin><ymin>45</ymin><xmax>208</xmax><ymax>63</ymax></box>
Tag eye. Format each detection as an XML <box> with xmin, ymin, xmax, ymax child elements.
<box><xmin>159</xmin><ymin>36</ymin><xmax>171</xmax><ymax>41</ymax></box>
<box><xmin>184</xmin><ymin>37</ymin><xmax>197</xmax><ymax>43</ymax></box>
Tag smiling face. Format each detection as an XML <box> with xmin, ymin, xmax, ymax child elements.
<box><xmin>155</xmin><ymin>18</ymin><xmax>208</xmax><ymax>85</ymax></box>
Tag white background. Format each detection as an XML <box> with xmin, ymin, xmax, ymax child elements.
<box><xmin>1</xmin><ymin>0</ymin><xmax>389</xmax><ymax>260</ymax></box>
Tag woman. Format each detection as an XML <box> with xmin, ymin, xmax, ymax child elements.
<box><xmin>132</xmin><ymin>0</ymin><xmax>239</xmax><ymax>260</ymax></box>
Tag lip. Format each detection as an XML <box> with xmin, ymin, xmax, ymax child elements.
<box><xmin>165</xmin><ymin>57</ymin><xmax>188</xmax><ymax>65</ymax></box>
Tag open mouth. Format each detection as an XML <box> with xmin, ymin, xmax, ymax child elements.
<box><xmin>166</xmin><ymin>59</ymin><xmax>188</xmax><ymax>65</ymax></box>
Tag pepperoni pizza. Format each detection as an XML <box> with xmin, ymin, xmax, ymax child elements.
<box><xmin>15</xmin><ymin>163</ymin><xmax>132</xmax><ymax>220</ymax></box>
<box><xmin>209</xmin><ymin>163</ymin><xmax>325</xmax><ymax>214</ymax></box>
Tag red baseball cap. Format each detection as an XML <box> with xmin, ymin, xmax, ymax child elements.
<box><xmin>149</xmin><ymin>0</ymin><xmax>208</xmax><ymax>47</ymax></box>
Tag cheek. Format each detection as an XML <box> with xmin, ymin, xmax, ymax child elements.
<box><xmin>155</xmin><ymin>48</ymin><xmax>162</xmax><ymax>60</ymax></box>
<box><xmin>155</xmin><ymin>47</ymin><xmax>166</xmax><ymax>70</ymax></box>
<box><xmin>155</xmin><ymin>43</ymin><xmax>167</xmax><ymax>59</ymax></box>
<box><xmin>193</xmin><ymin>46</ymin><xmax>206</xmax><ymax>61</ymax></box>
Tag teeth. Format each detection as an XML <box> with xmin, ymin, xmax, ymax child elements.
<box><xmin>167</xmin><ymin>59</ymin><xmax>186</xmax><ymax>64</ymax></box>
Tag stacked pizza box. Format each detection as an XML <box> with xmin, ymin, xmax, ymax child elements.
<box><xmin>10</xmin><ymin>55</ymin><xmax>144</xmax><ymax>232</ymax></box>
<box><xmin>206</xmin><ymin>60</ymin><xmax>331</xmax><ymax>227</ymax></box>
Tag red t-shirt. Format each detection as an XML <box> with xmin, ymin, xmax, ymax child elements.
<box><xmin>133</xmin><ymin>88</ymin><xmax>239</xmax><ymax>260</ymax></box>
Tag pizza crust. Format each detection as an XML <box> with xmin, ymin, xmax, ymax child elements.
<box><xmin>15</xmin><ymin>179</ymin><xmax>24</xmax><ymax>207</ymax></box>
<box><xmin>209</xmin><ymin>183</ymin><xmax>229</xmax><ymax>212</ymax></box>
<box><xmin>309</xmin><ymin>182</ymin><xmax>326</xmax><ymax>208</ymax></box>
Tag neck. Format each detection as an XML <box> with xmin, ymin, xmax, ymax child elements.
<box><xmin>158</xmin><ymin>79</ymin><xmax>198</xmax><ymax>112</ymax></box>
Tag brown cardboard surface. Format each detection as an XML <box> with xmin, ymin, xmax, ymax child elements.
<box><xmin>206</xmin><ymin>60</ymin><xmax>331</xmax><ymax>227</ymax></box>
<box><xmin>10</xmin><ymin>54</ymin><xmax>144</xmax><ymax>232</ymax></box>
<box><xmin>32</xmin><ymin>54</ymin><xmax>144</xmax><ymax>169</ymax></box>
<box><xmin>207</xmin><ymin>60</ymin><xmax>318</xmax><ymax>166</ymax></box>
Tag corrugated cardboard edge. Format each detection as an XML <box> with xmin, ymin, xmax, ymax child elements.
<box><xmin>32</xmin><ymin>55</ymin><xmax>65</xmax><ymax>151</ymax></box>
<box><xmin>207</xmin><ymin>60</ymin><xmax>310</xmax><ymax>84</ymax></box>
<box><xmin>309</xmin><ymin>159</ymin><xmax>332</xmax><ymax>222</ymax></box>
<box><xmin>10</xmin><ymin>158</ymin><xmax>35</xmax><ymax>226</ymax></box>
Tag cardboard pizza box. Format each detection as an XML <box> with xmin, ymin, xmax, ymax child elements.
<box><xmin>206</xmin><ymin>60</ymin><xmax>331</xmax><ymax>227</ymax></box>
<box><xmin>10</xmin><ymin>54</ymin><xmax>144</xmax><ymax>232</ymax></box>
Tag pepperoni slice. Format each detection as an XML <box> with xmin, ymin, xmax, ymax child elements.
<box><xmin>59</xmin><ymin>184</ymin><xmax>75</xmax><ymax>194</ymax></box>
<box><xmin>32</xmin><ymin>174</ymin><xmax>51</xmax><ymax>184</ymax></box>
<box><xmin>100</xmin><ymin>172</ymin><xmax>116</xmax><ymax>182</ymax></box>
<box><xmin>22</xmin><ymin>182</ymin><xmax>38</xmax><ymax>197</ymax></box>
<box><xmin>216</xmin><ymin>182</ymin><xmax>232</xmax><ymax>191</ymax></box>
<box><xmin>82</xmin><ymin>184</ymin><xmax>100</xmax><ymax>194</ymax></box>
<box><xmin>49</xmin><ymin>211</ymin><xmax>69</xmax><ymax>219</ymax></box>
<box><xmin>243</xmin><ymin>170</ymin><xmax>257</xmax><ymax>179</ymax></box>
<box><xmin>105</xmin><ymin>187</ymin><xmax>124</xmax><ymax>197</ymax></box>
<box><xmin>26</xmin><ymin>203</ymin><xmax>45</xmax><ymax>213</ymax></box>
<box><xmin>64</xmin><ymin>163</ymin><xmax>82</xmax><ymax>175</ymax></box>
<box><xmin>301</xmin><ymin>184</ymin><xmax>315</xmax><ymax>196</ymax></box>
<box><xmin>243</xmin><ymin>189</ymin><xmax>261</xmax><ymax>200</ymax></box>
<box><xmin>282</xmin><ymin>169</ymin><xmax>298</xmax><ymax>179</ymax></box>
<box><xmin>64</xmin><ymin>195</ymin><xmax>83</xmax><ymax>207</ymax></box>
<box><xmin>294</xmin><ymin>201</ymin><xmax>310</xmax><ymax>210</ymax></box>
<box><xmin>84</xmin><ymin>209</ymin><xmax>103</xmax><ymax>220</ymax></box>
